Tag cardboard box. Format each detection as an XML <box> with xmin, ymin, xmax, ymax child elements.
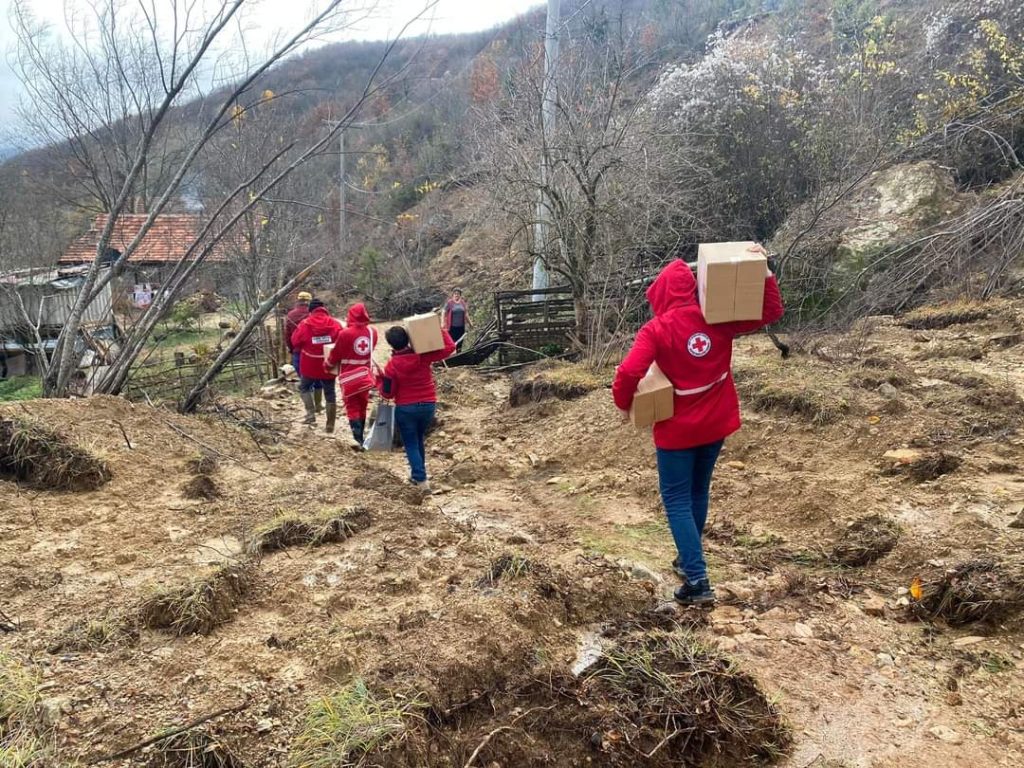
<box><xmin>322</xmin><ymin>343</ymin><xmax>338</xmax><ymax>375</ymax></box>
<box><xmin>405</xmin><ymin>311</ymin><xmax>445</xmax><ymax>353</ymax></box>
<box><xmin>697</xmin><ymin>241</ymin><xmax>767</xmax><ymax>324</ymax></box>
<box><xmin>630</xmin><ymin>363</ymin><xmax>674</xmax><ymax>428</ymax></box>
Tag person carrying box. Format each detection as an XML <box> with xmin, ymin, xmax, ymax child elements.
<box><xmin>611</xmin><ymin>244</ymin><xmax>784</xmax><ymax>606</ymax></box>
<box><xmin>326</xmin><ymin>302</ymin><xmax>379</xmax><ymax>447</ymax></box>
<box><xmin>380</xmin><ymin>324</ymin><xmax>457</xmax><ymax>490</ymax></box>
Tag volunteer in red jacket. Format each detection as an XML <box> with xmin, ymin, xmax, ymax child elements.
<box><xmin>380</xmin><ymin>325</ymin><xmax>456</xmax><ymax>489</ymax></box>
<box><xmin>290</xmin><ymin>299</ymin><xmax>343</xmax><ymax>432</ymax></box>
<box><xmin>612</xmin><ymin>246</ymin><xmax>784</xmax><ymax>606</ymax></box>
<box><xmin>326</xmin><ymin>302</ymin><xmax>378</xmax><ymax>446</ymax></box>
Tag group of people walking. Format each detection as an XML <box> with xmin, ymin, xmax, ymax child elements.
<box><xmin>283</xmin><ymin>255</ymin><xmax>782</xmax><ymax>607</ymax></box>
<box><xmin>283</xmin><ymin>290</ymin><xmax>464</xmax><ymax>489</ymax></box>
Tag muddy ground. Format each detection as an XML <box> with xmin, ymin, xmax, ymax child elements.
<box><xmin>2</xmin><ymin>301</ymin><xmax>1024</xmax><ymax>767</ymax></box>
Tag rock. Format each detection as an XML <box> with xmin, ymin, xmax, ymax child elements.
<box><xmin>792</xmin><ymin>622</ymin><xmax>814</xmax><ymax>639</ymax></box>
<box><xmin>718</xmin><ymin>582</ymin><xmax>756</xmax><ymax>603</ymax></box>
<box><xmin>928</xmin><ymin>725</ymin><xmax>963</xmax><ymax>745</ymax></box>
<box><xmin>255</xmin><ymin>718</ymin><xmax>274</xmax><ymax>734</ymax></box>
<box><xmin>725</xmin><ymin>460</ymin><xmax>746</xmax><ymax>470</ymax></box>
<box><xmin>860</xmin><ymin>592</ymin><xmax>888</xmax><ymax>617</ymax></box>
<box><xmin>953</xmin><ymin>636</ymin><xmax>986</xmax><ymax>648</ymax></box>
<box><xmin>876</xmin><ymin>652</ymin><xmax>896</xmax><ymax>667</ymax></box>
<box><xmin>883</xmin><ymin>448</ymin><xmax>922</xmax><ymax>465</ymax></box>
<box><xmin>878</xmin><ymin>383</ymin><xmax>900</xmax><ymax>399</ymax></box>
<box><xmin>1010</xmin><ymin>509</ymin><xmax>1024</xmax><ymax>529</ymax></box>
<box><xmin>717</xmin><ymin>637</ymin><xmax>739</xmax><ymax>652</ymax></box>
<box><xmin>218</xmin><ymin>320</ymin><xmax>232</xmax><ymax>329</ymax></box>
<box><xmin>39</xmin><ymin>697</ymin><xmax>71</xmax><ymax>727</ymax></box>
<box><xmin>733</xmin><ymin>632</ymin><xmax>767</xmax><ymax>645</ymax></box>
<box><xmin>621</xmin><ymin>561</ymin><xmax>662</xmax><ymax>584</ymax></box>
<box><xmin>505</xmin><ymin>530</ymin><xmax>537</xmax><ymax>546</ymax></box>
<box><xmin>712</xmin><ymin>605</ymin><xmax>745</xmax><ymax>623</ymax></box>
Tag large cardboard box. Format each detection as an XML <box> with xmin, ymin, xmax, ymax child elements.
<box><xmin>697</xmin><ymin>241</ymin><xmax>767</xmax><ymax>324</ymax></box>
<box><xmin>405</xmin><ymin>311</ymin><xmax>445</xmax><ymax>353</ymax></box>
<box><xmin>630</xmin><ymin>363</ymin><xmax>674</xmax><ymax>428</ymax></box>
<box><xmin>322</xmin><ymin>343</ymin><xmax>339</xmax><ymax>375</ymax></box>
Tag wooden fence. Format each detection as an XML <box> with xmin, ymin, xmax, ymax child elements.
<box><xmin>494</xmin><ymin>286</ymin><xmax>578</xmax><ymax>363</ymax></box>
<box><xmin>123</xmin><ymin>348</ymin><xmax>269</xmax><ymax>405</ymax></box>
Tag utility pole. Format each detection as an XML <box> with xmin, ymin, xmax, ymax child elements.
<box><xmin>338</xmin><ymin>128</ymin><xmax>345</xmax><ymax>257</ymax></box>
<box><xmin>533</xmin><ymin>0</ymin><xmax>560</xmax><ymax>295</ymax></box>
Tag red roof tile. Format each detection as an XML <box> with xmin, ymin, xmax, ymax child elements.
<box><xmin>60</xmin><ymin>214</ymin><xmax>232</xmax><ymax>265</ymax></box>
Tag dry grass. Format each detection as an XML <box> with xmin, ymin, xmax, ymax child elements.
<box><xmin>49</xmin><ymin>612</ymin><xmax>139</xmax><ymax>653</ymax></box>
<box><xmin>0</xmin><ymin>417</ymin><xmax>111</xmax><ymax>491</ymax></box>
<box><xmin>911</xmin><ymin>559</ymin><xmax>1024</xmax><ymax>626</ymax></box>
<box><xmin>914</xmin><ymin>342</ymin><xmax>985</xmax><ymax>361</ymax></box>
<box><xmin>145</xmin><ymin>728</ymin><xmax>245</xmax><ymax>768</ymax></box>
<box><xmin>247</xmin><ymin>507</ymin><xmax>373</xmax><ymax>556</ymax></box>
<box><xmin>479</xmin><ymin>553</ymin><xmax>533</xmax><ymax>587</ymax></box>
<box><xmin>831</xmin><ymin>515</ymin><xmax>900</xmax><ymax>567</ymax></box>
<box><xmin>0</xmin><ymin>653</ymin><xmax>48</xmax><ymax>766</ymax></box>
<box><xmin>740</xmin><ymin>380</ymin><xmax>849</xmax><ymax>426</ymax></box>
<box><xmin>185</xmin><ymin>453</ymin><xmax>219</xmax><ymax>476</ymax></box>
<box><xmin>138</xmin><ymin>563</ymin><xmax>255</xmax><ymax>636</ymax></box>
<box><xmin>289</xmin><ymin>680</ymin><xmax>423</xmax><ymax>768</ymax></box>
<box><xmin>901</xmin><ymin>301</ymin><xmax>991</xmax><ymax>330</ymax></box>
<box><xmin>584</xmin><ymin>628</ymin><xmax>790</xmax><ymax>764</ymax></box>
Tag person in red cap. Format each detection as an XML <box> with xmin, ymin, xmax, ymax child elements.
<box><xmin>612</xmin><ymin>245</ymin><xmax>783</xmax><ymax>606</ymax></box>
<box><xmin>326</xmin><ymin>302</ymin><xmax>378</xmax><ymax>447</ymax></box>
<box><xmin>290</xmin><ymin>299</ymin><xmax>343</xmax><ymax>432</ymax></box>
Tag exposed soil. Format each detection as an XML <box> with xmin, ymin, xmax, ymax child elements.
<box><xmin>4</xmin><ymin>304</ymin><xmax>1024</xmax><ymax>767</ymax></box>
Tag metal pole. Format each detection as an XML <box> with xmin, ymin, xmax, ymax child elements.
<box><xmin>533</xmin><ymin>0</ymin><xmax>560</xmax><ymax>296</ymax></box>
<box><xmin>338</xmin><ymin>128</ymin><xmax>346</xmax><ymax>257</ymax></box>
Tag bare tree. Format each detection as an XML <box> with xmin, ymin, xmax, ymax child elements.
<box><xmin>11</xmin><ymin>0</ymin><xmax>431</xmax><ymax>398</ymax></box>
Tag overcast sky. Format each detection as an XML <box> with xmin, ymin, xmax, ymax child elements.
<box><xmin>0</xmin><ymin>0</ymin><xmax>540</xmax><ymax>134</ymax></box>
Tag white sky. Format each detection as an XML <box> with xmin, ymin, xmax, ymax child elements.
<box><xmin>0</xmin><ymin>0</ymin><xmax>540</xmax><ymax>132</ymax></box>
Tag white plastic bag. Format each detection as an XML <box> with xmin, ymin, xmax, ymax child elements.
<box><xmin>363</xmin><ymin>402</ymin><xmax>395</xmax><ymax>452</ymax></box>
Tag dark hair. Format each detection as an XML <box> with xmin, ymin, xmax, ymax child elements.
<box><xmin>308</xmin><ymin>299</ymin><xmax>325</xmax><ymax>312</ymax></box>
<box><xmin>386</xmin><ymin>325</ymin><xmax>410</xmax><ymax>350</ymax></box>
<box><xmin>452</xmin><ymin>287</ymin><xmax>463</xmax><ymax>295</ymax></box>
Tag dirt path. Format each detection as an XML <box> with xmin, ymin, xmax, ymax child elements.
<box><xmin>3</xmin><ymin>304</ymin><xmax>1024</xmax><ymax>767</ymax></box>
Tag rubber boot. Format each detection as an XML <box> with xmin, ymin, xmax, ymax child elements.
<box><xmin>325</xmin><ymin>403</ymin><xmax>337</xmax><ymax>434</ymax></box>
<box><xmin>349</xmin><ymin>419</ymin><xmax>365</xmax><ymax>446</ymax></box>
<box><xmin>300</xmin><ymin>391</ymin><xmax>316</xmax><ymax>425</ymax></box>
<box><xmin>314</xmin><ymin>388</ymin><xmax>324</xmax><ymax>414</ymax></box>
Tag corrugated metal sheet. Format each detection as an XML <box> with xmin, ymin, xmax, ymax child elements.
<box><xmin>0</xmin><ymin>273</ymin><xmax>113</xmax><ymax>332</ymax></box>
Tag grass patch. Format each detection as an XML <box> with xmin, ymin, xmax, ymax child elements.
<box><xmin>138</xmin><ymin>563</ymin><xmax>255</xmax><ymax>636</ymax></box>
<box><xmin>0</xmin><ymin>417</ymin><xmax>111</xmax><ymax>491</ymax></box>
<box><xmin>0</xmin><ymin>653</ymin><xmax>48</xmax><ymax>766</ymax></box>
<box><xmin>914</xmin><ymin>342</ymin><xmax>984</xmax><ymax>361</ymax></box>
<box><xmin>741</xmin><ymin>381</ymin><xmax>848</xmax><ymax>425</ymax></box>
<box><xmin>247</xmin><ymin>508</ymin><xmax>373</xmax><ymax>556</ymax></box>
<box><xmin>911</xmin><ymin>559</ymin><xmax>1024</xmax><ymax>626</ymax></box>
<box><xmin>182</xmin><ymin>475</ymin><xmax>221</xmax><ymax>501</ymax></box>
<box><xmin>186</xmin><ymin>453</ymin><xmax>219</xmax><ymax>476</ymax></box>
<box><xmin>49</xmin><ymin>613</ymin><xmax>139</xmax><ymax>653</ymax></box>
<box><xmin>480</xmin><ymin>553</ymin><xmax>532</xmax><ymax>587</ymax></box>
<box><xmin>508</xmin><ymin>363</ymin><xmax>606</xmax><ymax>407</ymax></box>
<box><xmin>901</xmin><ymin>301</ymin><xmax>990</xmax><ymax>330</ymax></box>
<box><xmin>831</xmin><ymin>515</ymin><xmax>900</xmax><ymax>567</ymax></box>
<box><xmin>289</xmin><ymin>680</ymin><xmax>423</xmax><ymax>768</ymax></box>
<box><xmin>586</xmin><ymin>628</ymin><xmax>790</xmax><ymax>764</ymax></box>
<box><xmin>0</xmin><ymin>377</ymin><xmax>42</xmax><ymax>402</ymax></box>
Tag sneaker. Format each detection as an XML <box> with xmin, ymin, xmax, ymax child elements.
<box><xmin>411</xmin><ymin>479</ymin><xmax>431</xmax><ymax>493</ymax></box>
<box><xmin>674</xmin><ymin>579</ymin><xmax>716</xmax><ymax>606</ymax></box>
<box><xmin>671</xmin><ymin>557</ymin><xmax>687</xmax><ymax>581</ymax></box>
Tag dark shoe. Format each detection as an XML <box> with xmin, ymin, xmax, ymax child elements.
<box><xmin>349</xmin><ymin>419</ymin><xmax>365</xmax><ymax>445</ymax></box>
<box><xmin>671</xmin><ymin>557</ymin><xmax>687</xmax><ymax>581</ymax></box>
<box><xmin>674</xmin><ymin>579</ymin><xmax>716</xmax><ymax>606</ymax></box>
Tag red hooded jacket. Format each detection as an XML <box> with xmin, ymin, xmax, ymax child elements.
<box><xmin>612</xmin><ymin>259</ymin><xmax>784</xmax><ymax>450</ymax></box>
<box><xmin>327</xmin><ymin>303</ymin><xmax>378</xmax><ymax>397</ymax></box>
<box><xmin>284</xmin><ymin>303</ymin><xmax>309</xmax><ymax>352</ymax></box>
<box><xmin>290</xmin><ymin>307</ymin><xmax>343</xmax><ymax>381</ymax></box>
<box><xmin>381</xmin><ymin>330</ymin><xmax>456</xmax><ymax>405</ymax></box>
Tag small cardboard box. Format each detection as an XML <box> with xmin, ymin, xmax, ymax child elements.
<box><xmin>322</xmin><ymin>343</ymin><xmax>338</xmax><ymax>375</ymax></box>
<box><xmin>630</xmin><ymin>363</ymin><xmax>674</xmax><ymax>428</ymax></box>
<box><xmin>697</xmin><ymin>241</ymin><xmax>767</xmax><ymax>324</ymax></box>
<box><xmin>405</xmin><ymin>311</ymin><xmax>445</xmax><ymax>353</ymax></box>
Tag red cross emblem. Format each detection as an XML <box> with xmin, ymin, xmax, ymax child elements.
<box><xmin>354</xmin><ymin>336</ymin><xmax>372</xmax><ymax>356</ymax></box>
<box><xmin>688</xmin><ymin>333</ymin><xmax>711</xmax><ymax>358</ymax></box>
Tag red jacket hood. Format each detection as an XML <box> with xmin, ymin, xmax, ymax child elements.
<box><xmin>305</xmin><ymin>307</ymin><xmax>336</xmax><ymax>330</ymax></box>
<box><xmin>347</xmin><ymin>302</ymin><xmax>371</xmax><ymax>326</ymax></box>
<box><xmin>646</xmin><ymin>259</ymin><xmax>697</xmax><ymax>316</ymax></box>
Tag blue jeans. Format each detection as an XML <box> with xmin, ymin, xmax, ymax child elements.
<box><xmin>292</xmin><ymin>351</ymin><xmax>322</xmax><ymax>390</ymax></box>
<box><xmin>395</xmin><ymin>403</ymin><xmax>436</xmax><ymax>483</ymax></box>
<box><xmin>300</xmin><ymin>377</ymin><xmax>335</xmax><ymax>402</ymax></box>
<box><xmin>656</xmin><ymin>440</ymin><xmax>724</xmax><ymax>583</ymax></box>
